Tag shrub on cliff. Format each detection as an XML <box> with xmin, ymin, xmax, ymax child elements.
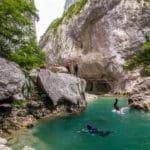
<box><xmin>124</xmin><ymin>33</ymin><xmax>150</xmax><ymax>75</ymax></box>
<box><xmin>0</xmin><ymin>0</ymin><xmax>46</xmax><ymax>70</ymax></box>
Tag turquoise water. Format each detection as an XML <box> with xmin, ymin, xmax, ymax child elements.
<box><xmin>12</xmin><ymin>97</ymin><xmax>150</xmax><ymax>150</ymax></box>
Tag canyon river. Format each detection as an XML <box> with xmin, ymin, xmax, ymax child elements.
<box><xmin>12</xmin><ymin>97</ymin><xmax>150</xmax><ymax>150</ymax></box>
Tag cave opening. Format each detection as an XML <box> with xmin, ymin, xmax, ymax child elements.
<box><xmin>86</xmin><ymin>79</ymin><xmax>112</xmax><ymax>94</ymax></box>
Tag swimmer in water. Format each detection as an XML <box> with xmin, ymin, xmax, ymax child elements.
<box><xmin>114</xmin><ymin>98</ymin><xmax>120</xmax><ymax>111</ymax></box>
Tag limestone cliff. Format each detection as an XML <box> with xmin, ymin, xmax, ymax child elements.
<box><xmin>0</xmin><ymin>58</ymin><xmax>25</xmax><ymax>101</ymax></box>
<box><xmin>40</xmin><ymin>0</ymin><xmax>150</xmax><ymax>95</ymax></box>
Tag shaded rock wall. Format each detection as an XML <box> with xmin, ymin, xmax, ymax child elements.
<box><xmin>128</xmin><ymin>77</ymin><xmax>150</xmax><ymax>111</ymax></box>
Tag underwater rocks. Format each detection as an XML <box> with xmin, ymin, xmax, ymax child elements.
<box><xmin>22</xmin><ymin>146</ymin><xmax>35</xmax><ymax>150</ymax></box>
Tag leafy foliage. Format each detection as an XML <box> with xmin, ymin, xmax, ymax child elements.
<box><xmin>124</xmin><ymin>34</ymin><xmax>150</xmax><ymax>72</ymax></box>
<box><xmin>12</xmin><ymin>99</ymin><xmax>26</xmax><ymax>108</ymax></box>
<box><xmin>0</xmin><ymin>0</ymin><xmax>46</xmax><ymax>70</ymax></box>
<box><xmin>10</xmin><ymin>39</ymin><xmax>46</xmax><ymax>70</ymax></box>
<box><xmin>30</xmin><ymin>82</ymin><xmax>48</xmax><ymax>102</ymax></box>
<box><xmin>63</xmin><ymin>0</ymin><xmax>88</xmax><ymax>21</ymax></box>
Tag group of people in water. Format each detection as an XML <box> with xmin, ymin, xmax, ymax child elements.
<box><xmin>84</xmin><ymin>98</ymin><xmax>120</xmax><ymax>137</ymax></box>
<box><xmin>66</xmin><ymin>63</ymin><xmax>78</xmax><ymax>76</ymax></box>
<box><xmin>66</xmin><ymin>62</ymin><xmax>120</xmax><ymax>137</ymax></box>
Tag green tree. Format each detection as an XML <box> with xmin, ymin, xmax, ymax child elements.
<box><xmin>0</xmin><ymin>0</ymin><xmax>45</xmax><ymax>70</ymax></box>
<box><xmin>124</xmin><ymin>33</ymin><xmax>150</xmax><ymax>75</ymax></box>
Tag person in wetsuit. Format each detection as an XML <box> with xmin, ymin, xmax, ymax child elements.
<box><xmin>87</xmin><ymin>125</ymin><xmax>99</xmax><ymax>133</ymax></box>
<box><xmin>114</xmin><ymin>98</ymin><xmax>120</xmax><ymax>111</ymax></box>
<box><xmin>86</xmin><ymin>125</ymin><xmax>113</xmax><ymax>137</ymax></box>
<box><xmin>74</xmin><ymin>63</ymin><xmax>78</xmax><ymax>77</ymax></box>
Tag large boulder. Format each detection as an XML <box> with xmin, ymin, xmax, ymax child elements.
<box><xmin>128</xmin><ymin>77</ymin><xmax>150</xmax><ymax>111</ymax></box>
<box><xmin>0</xmin><ymin>58</ymin><xmax>25</xmax><ymax>100</ymax></box>
<box><xmin>37</xmin><ymin>69</ymin><xmax>87</xmax><ymax>109</ymax></box>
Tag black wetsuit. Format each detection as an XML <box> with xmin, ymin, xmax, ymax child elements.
<box><xmin>114</xmin><ymin>99</ymin><xmax>120</xmax><ymax>110</ymax></box>
<box><xmin>86</xmin><ymin>125</ymin><xmax>113</xmax><ymax>137</ymax></box>
<box><xmin>74</xmin><ymin>64</ymin><xmax>78</xmax><ymax>76</ymax></box>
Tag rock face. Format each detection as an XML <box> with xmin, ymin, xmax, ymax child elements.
<box><xmin>128</xmin><ymin>77</ymin><xmax>150</xmax><ymax>111</ymax></box>
<box><xmin>0</xmin><ymin>58</ymin><xmax>25</xmax><ymax>100</ymax></box>
<box><xmin>40</xmin><ymin>0</ymin><xmax>150</xmax><ymax>110</ymax></box>
<box><xmin>40</xmin><ymin>0</ymin><xmax>150</xmax><ymax>94</ymax></box>
<box><xmin>49</xmin><ymin>66</ymin><xmax>68</xmax><ymax>73</ymax></box>
<box><xmin>37</xmin><ymin>69</ymin><xmax>87</xmax><ymax>111</ymax></box>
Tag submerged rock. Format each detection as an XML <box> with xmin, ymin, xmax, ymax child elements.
<box><xmin>22</xmin><ymin>146</ymin><xmax>35</xmax><ymax>150</ymax></box>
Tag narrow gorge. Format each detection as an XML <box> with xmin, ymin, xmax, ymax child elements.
<box><xmin>40</xmin><ymin>0</ymin><xmax>150</xmax><ymax>110</ymax></box>
<box><xmin>0</xmin><ymin>0</ymin><xmax>150</xmax><ymax>149</ymax></box>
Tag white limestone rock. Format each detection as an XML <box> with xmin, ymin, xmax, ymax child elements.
<box><xmin>0</xmin><ymin>58</ymin><xmax>25</xmax><ymax>100</ymax></box>
<box><xmin>38</xmin><ymin>69</ymin><xmax>87</xmax><ymax>107</ymax></box>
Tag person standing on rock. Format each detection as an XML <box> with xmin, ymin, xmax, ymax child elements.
<box><xmin>66</xmin><ymin>63</ymin><xmax>71</xmax><ymax>74</ymax></box>
<box><xmin>74</xmin><ymin>63</ymin><xmax>78</xmax><ymax>77</ymax></box>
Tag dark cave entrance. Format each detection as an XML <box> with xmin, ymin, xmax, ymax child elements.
<box><xmin>86</xmin><ymin>79</ymin><xmax>112</xmax><ymax>94</ymax></box>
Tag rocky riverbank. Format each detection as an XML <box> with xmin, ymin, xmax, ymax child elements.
<box><xmin>0</xmin><ymin>58</ymin><xmax>88</xmax><ymax>141</ymax></box>
<box><xmin>85</xmin><ymin>93</ymin><xmax>98</xmax><ymax>102</ymax></box>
